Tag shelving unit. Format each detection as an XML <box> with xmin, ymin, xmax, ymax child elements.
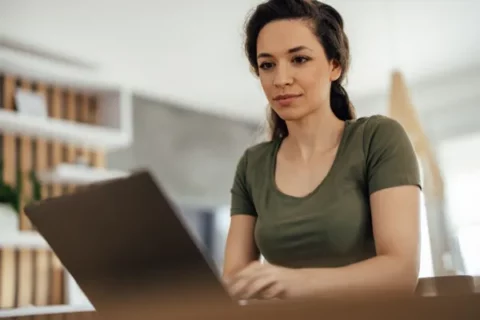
<box><xmin>0</xmin><ymin>43</ymin><xmax>134</xmax><ymax>310</ymax></box>
<box><xmin>0</xmin><ymin>45</ymin><xmax>133</xmax><ymax>151</ymax></box>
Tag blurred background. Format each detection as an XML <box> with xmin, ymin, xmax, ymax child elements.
<box><xmin>0</xmin><ymin>0</ymin><xmax>479</xmax><ymax>315</ymax></box>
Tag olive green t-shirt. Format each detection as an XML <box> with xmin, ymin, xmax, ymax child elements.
<box><xmin>230</xmin><ymin>115</ymin><xmax>421</xmax><ymax>268</ymax></box>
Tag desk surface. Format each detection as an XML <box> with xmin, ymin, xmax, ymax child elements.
<box><xmin>2</xmin><ymin>294</ymin><xmax>480</xmax><ymax>320</ymax></box>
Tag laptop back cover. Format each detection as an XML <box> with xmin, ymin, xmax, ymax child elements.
<box><xmin>24</xmin><ymin>170</ymin><xmax>232</xmax><ymax>311</ymax></box>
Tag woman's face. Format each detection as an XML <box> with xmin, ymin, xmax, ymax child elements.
<box><xmin>256</xmin><ymin>19</ymin><xmax>341</xmax><ymax>121</ymax></box>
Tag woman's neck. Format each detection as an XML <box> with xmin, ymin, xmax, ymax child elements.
<box><xmin>284</xmin><ymin>109</ymin><xmax>345</xmax><ymax>162</ymax></box>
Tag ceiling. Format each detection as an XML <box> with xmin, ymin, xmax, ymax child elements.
<box><xmin>2</xmin><ymin>0</ymin><xmax>480</xmax><ymax>122</ymax></box>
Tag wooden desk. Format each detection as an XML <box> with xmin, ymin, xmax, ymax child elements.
<box><xmin>4</xmin><ymin>293</ymin><xmax>479</xmax><ymax>320</ymax></box>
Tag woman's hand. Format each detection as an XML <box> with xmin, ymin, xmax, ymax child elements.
<box><xmin>224</xmin><ymin>261</ymin><xmax>307</xmax><ymax>301</ymax></box>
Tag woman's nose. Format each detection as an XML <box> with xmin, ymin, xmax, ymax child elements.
<box><xmin>273</xmin><ymin>64</ymin><xmax>293</xmax><ymax>87</ymax></box>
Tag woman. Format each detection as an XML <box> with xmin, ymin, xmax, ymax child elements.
<box><xmin>222</xmin><ymin>0</ymin><xmax>422</xmax><ymax>302</ymax></box>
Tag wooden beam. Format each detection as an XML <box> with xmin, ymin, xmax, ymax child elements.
<box><xmin>388</xmin><ymin>71</ymin><xmax>454</xmax><ymax>276</ymax></box>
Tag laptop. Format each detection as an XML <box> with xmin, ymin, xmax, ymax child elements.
<box><xmin>24</xmin><ymin>170</ymin><xmax>235</xmax><ymax>316</ymax></box>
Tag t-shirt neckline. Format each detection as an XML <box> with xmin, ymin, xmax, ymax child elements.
<box><xmin>270</xmin><ymin>120</ymin><xmax>351</xmax><ymax>200</ymax></box>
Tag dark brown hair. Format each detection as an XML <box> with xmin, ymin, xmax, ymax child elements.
<box><xmin>244</xmin><ymin>0</ymin><xmax>356</xmax><ymax>140</ymax></box>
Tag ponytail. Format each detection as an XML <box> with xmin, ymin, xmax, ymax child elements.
<box><xmin>330</xmin><ymin>81</ymin><xmax>356</xmax><ymax>121</ymax></box>
<box><xmin>268</xmin><ymin>108</ymin><xmax>288</xmax><ymax>141</ymax></box>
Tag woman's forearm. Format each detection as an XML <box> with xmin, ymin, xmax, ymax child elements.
<box><xmin>298</xmin><ymin>255</ymin><xmax>419</xmax><ymax>299</ymax></box>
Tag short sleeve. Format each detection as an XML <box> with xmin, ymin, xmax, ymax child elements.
<box><xmin>230</xmin><ymin>150</ymin><xmax>257</xmax><ymax>217</ymax></box>
<box><xmin>364</xmin><ymin>116</ymin><xmax>422</xmax><ymax>195</ymax></box>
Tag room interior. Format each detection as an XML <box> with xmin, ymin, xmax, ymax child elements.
<box><xmin>1</xmin><ymin>0</ymin><xmax>480</xmax><ymax>318</ymax></box>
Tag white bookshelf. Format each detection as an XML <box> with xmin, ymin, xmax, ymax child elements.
<box><xmin>0</xmin><ymin>45</ymin><xmax>133</xmax><ymax>152</ymax></box>
<box><xmin>38</xmin><ymin>163</ymin><xmax>129</xmax><ymax>185</ymax></box>
<box><xmin>0</xmin><ymin>38</ymin><xmax>130</xmax><ymax>318</ymax></box>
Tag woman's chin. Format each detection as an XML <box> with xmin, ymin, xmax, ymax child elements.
<box><xmin>274</xmin><ymin>108</ymin><xmax>308</xmax><ymax>122</ymax></box>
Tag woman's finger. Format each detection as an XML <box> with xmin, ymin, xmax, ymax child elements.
<box><xmin>230</xmin><ymin>266</ymin><xmax>272</xmax><ymax>299</ymax></box>
<box><xmin>258</xmin><ymin>282</ymin><xmax>285</xmax><ymax>300</ymax></box>
<box><xmin>242</xmin><ymin>275</ymin><xmax>277</xmax><ymax>300</ymax></box>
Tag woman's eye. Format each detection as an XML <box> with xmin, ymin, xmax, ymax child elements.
<box><xmin>259</xmin><ymin>62</ymin><xmax>274</xmax><ymax>70</ymax></box>
<box><xmin>292</xmin><ymin>56</ymin><xmax>310</xmax><ymax>64</ymax></box>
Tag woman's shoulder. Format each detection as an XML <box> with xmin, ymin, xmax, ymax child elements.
<box><xmin>348</xmin><ymin>114</ymin><xmax>414</xmax><ymax>164</ymax></box>
<box><xmin>348</xmin><ymin>114</ymin><xmax>407</xmax><ymax>142</ymax></box>
<box><xmin>242</xmin><ymin>140</ymin><xmax>278</xmax><ymax>163</ymax></box>
<box><xmin>349</xmin><ymin>114</ymin><xmax>403</xmax><ymax>131</ymax></box>
<box><xmin>233</xmin><ymin>140</ymin><xmax>277</xmax><ymax>181</ymax></box>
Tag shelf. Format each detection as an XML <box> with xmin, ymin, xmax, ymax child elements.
<box><xmin>0</xmin><ymin>231</ymin><xmax>49</xmax><ymax>249</ymax></box>
<box><xmin>0</xmin><ymin>205</ymin><xmax>49</xmax><ymax>249</ymax></box>
<box><xmin>38</xmin><ymin>163</ymin><xmax>130</xmax><ymax>185</ymax></box>
<box><xmin>0</xmin><ymin>109</ymin><xmax>130</xmax><ymax>151</ymax></box>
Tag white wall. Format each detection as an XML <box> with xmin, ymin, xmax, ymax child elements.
<box><xmin>438</xmin><ymin>133</ymin><xmax>480</xmax><ymax>275</ymax></box>
<box><xmin>107</xmin><ymin>96</ymin><xmax>260</xmax><ymax>209</ymax></box>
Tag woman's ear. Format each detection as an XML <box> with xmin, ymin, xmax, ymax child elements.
<box><xmin>330</xmin><ymin>60</ymin><xmax>342</xmax><ymax>82</ymax></box>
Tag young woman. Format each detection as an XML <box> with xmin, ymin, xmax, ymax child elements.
<box><xmin>222</xmin><ymin>0</ymin><xmax>422</xmax><ymax>301</ymax></box>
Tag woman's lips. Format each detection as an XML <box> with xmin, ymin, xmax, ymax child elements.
<box><xmin>273</xmin><ymin>94</ymin><xmax>302</xmax><ymax>107</ymax></box>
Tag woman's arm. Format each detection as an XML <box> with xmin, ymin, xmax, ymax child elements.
<box><xmin>227</xmin><ymin>185</ymin><xmax>421</xmax><ymax>300</ymax></box>
<box><xmin>223</xmin><ymin>215</ymin><xmax>260</xmax><ymax>280</ymax></box>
